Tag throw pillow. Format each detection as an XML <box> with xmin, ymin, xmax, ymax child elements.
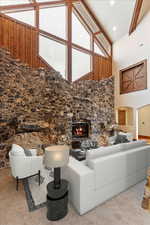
<box><xmin>81</xmin><ymin>140</ymin><xmax>98</xmax><ymax>150</ymax></box>
<box><xmin>114</xmin><ymin>134</ymin><xmax>129</xmax><ymax>145</ymax></box>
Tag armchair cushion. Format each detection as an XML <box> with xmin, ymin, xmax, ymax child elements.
<box><xmin>11</xmin><ymin>144</ymin><xmax>25</xmax><ymax>156</ymax></box>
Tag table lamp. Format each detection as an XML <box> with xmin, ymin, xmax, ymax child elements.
<box><xmin>44</xmin><ymin>145</ymin><xmax>70</xmax><ymax>189</ymax></box>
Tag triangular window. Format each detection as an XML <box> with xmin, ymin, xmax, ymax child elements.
<box><xmin>5</xmin><ymin>10</ymin><xmax>35</xmax><ymax>26</ymax></box>
<box><xmin>72</xmin><ymin>48</ymin><xmax>91</xmax><ymax>81</ymax></box>
<box><xmin>0</xmin><ymin>0</ymin><xmax>111</xmax><ymax>82</ymax></box>
<box><xmin>94</xmin><ymin>41</ymin><xmax>105</xmax><ymax>57</ymax></box>
<box><xmin>39</xmin><ymin>35</ymin><xmax>66</xmax><ymax>78</ymax></box>
<box><xmin>72</xmin><ymin>12</ymin><xmax>91</xmax><ymax>50</ymax></box>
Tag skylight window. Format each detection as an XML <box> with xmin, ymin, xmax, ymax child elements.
<box><xmin>73</xmin><ymin>2</ymin><xmax>99</xmax><ymax>33</ymax></box>
<box><xmin>96</xmin><ymin>33</ymin><xmax>111</xmax><ymax>56</ymax></box>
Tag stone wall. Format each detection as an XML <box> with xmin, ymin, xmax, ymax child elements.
<box><xmin>0</xmin><ymin>48</ymin><xmax>114</xmax><ymax>169</ymax></box>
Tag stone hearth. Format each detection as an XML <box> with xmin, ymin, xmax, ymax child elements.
<box><xmin>0</xmin><ymin>48</ymin><xmax>114</xmax><ymax>169</ymax></box>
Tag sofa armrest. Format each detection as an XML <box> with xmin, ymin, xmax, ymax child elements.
<box><xmin>62</xmin><ymin>157</ymin><xmax>94</xmax><ymax>214</ymax></box>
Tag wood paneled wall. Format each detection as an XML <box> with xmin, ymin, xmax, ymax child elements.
<box><xmin>0</xmin><ymin>14</ymin><xmax>50</xmax><ymax>69</ymax></box>
<box><xmin>76</xmin><ymin>54</ymin><xmax>112</xmax><ymax>81</ymax></box>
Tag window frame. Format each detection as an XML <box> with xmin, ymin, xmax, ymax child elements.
<box><xmin>0</xmin><ymin>0</ymin><xmax>112</xmax><ymax>82</ymax></box>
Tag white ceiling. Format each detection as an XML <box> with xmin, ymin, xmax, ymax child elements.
<box><xmin>85</xmin><ymin>0</ymin><xmax>136</xmax><ymax>43</ymax></box>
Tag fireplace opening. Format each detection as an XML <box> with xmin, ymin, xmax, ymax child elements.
<box><xmin>72</xmin><ymin>121</ymin><xmax>90</xmax><ymax>138</ymax></box>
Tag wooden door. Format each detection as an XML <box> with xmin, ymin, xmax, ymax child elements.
<box><xmin>118</xmin><ymin>110</ymin><xmax>126</xmax><ymax>125</ymax></box>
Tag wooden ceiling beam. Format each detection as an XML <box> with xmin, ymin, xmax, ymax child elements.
<box><xmin>0</xmin><ymin>3</ymin><xmax>35</xmax><ymax>11</ymax></box>
<box><xmin>93</xmin><ymin>31</ymin><xmax>101</xmax><ymax>36</ymax></box>
<box><xmin>39</xmin><ymin>29</ymin><xmax>67</xmax><ymax>45</ymax></box>
<box><xmin>81</xmin><ymin>0</ymin><xmax>112</xmax><ymax>45</ymax></box>
<box><xmin>0</xmin><ymin>0</ymin><xmax>79</xmax><ymax>11</ymax></box>
<box><xmin>129</xmin><ymin>0</ymin><xmax>144</xmax><ymax>35</ymax></box>
<box><xmin>0</xmin><ymin>1</ymin><xmax>65</xmax><ymax>11</ymax></box>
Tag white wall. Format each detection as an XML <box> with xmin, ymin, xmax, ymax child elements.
<box><xmin>113</xmin><ymin>11</ymin><xmax>150</xmax><ymax>138</ymax></box>
<box><xmin>138</xmin><ymin>105</ymin><xmax>150</xmax><ymax>136</ymax></box>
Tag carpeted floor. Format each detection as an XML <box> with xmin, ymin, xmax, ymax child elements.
<box><xmin>1</xmin><ymin>168</ymin><xmax>150</xmax><ymax>225</ymax></box>
<box><xmin>23</xmin><ymin>168</ymin><xmax>53</xmax><ymax>211</ymax></box>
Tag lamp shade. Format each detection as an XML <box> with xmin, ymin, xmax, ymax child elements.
<box><xmin>44</xmin><ymin>145</ymin><xmax>70</xmax><ymax>168</ymax></box>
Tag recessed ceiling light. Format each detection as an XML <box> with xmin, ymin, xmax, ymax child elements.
<box><xmin>139</xmin><ymin>43</ymin><xmax>144</xmax><ymax>47</ymax></box>
<box><xmin>112</xmin><ymin>26</ymin><xmax>117</xmax><ymax>31</ymax></box>
<box><xmin>109</xmin><ymin>0</ymin><xmax>115</xmax><ymax>6</ymax></box>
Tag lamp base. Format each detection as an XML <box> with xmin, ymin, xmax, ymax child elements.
<box><xmin>47</xmin><ymin>179</ymin><xmax>68</xmax><ymax>221</ymax></box>
<box><xmin>54</xmin><ymin>167</ymin><xmax>61</xmax><ymax>189</ymax></box>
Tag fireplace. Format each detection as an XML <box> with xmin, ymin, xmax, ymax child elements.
<box><xmin>72</xmin><ymin>121</ymin><xmax>90</xmax><ymax>138</ymax></box>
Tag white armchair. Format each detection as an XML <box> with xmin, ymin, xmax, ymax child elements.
<box><xmin>9</xmin><ymin>144</ymin><xmax>43</xmax><ymax>191</ymax></box>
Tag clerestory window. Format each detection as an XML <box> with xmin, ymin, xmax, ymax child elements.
<box><xmin>1</xmin><ymin>0</ymin><xmax>112</xmax><ymax>82</ymax></box>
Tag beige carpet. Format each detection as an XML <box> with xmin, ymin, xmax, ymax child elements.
<box><xmin>1</xmin><ymin>168</ymin><xmax>150</xmax><ymax>225</ymax></box>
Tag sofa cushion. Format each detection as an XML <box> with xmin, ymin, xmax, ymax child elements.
<box><xmin>121</xmin><ymin>140</ymin><xmax>147</xmax><ymax>151</ymax></box>
<box><xmin>11</xmin><ymin>144</ymin><xmax>25</xmax><ymax>156</ymax></box>
<box><xmin>86</xmin><ymin>145</ymin><xmax>122</xmax><ymax>161</ymax></box>
<box><xmin>87</xmin><ymin>146</ymin><xmax>149</xmax><ymax>190</ymax></box>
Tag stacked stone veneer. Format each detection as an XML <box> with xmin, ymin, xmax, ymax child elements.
<box><xmin>0</xmin><ymin>48</ymin><xmax>114</xmax><ymax>169</ymax></box>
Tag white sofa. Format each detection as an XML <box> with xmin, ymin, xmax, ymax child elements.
<box><xmin>62</xmin><ymin>140</ymin><xmax>150</xmax><ymax>215</ymax></box>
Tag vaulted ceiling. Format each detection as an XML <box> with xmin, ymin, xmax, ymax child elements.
<box><xmin>0</xmin><ymin>0</ymin><xmax>149</xmax><ymax>44</ymax></box>
<box><xmin>85</xmin><ymin>0</ymin><xmax>136</xmax><ymax>42</ymax></box>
